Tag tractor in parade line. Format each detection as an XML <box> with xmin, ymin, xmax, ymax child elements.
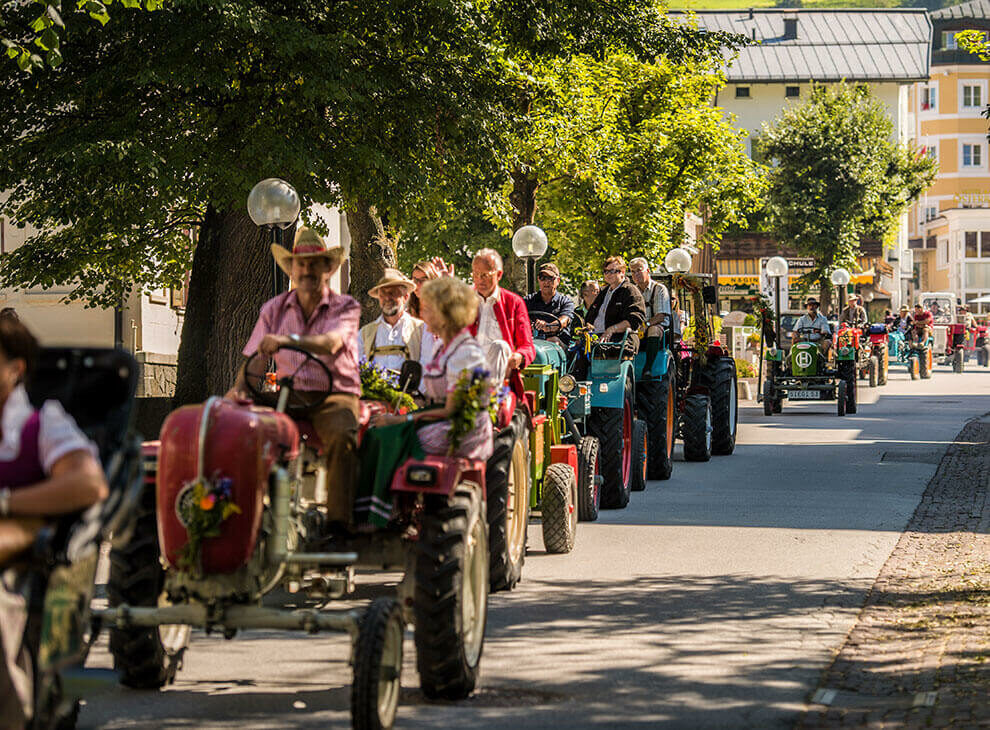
<box><xmin>566</xmin><ymin>322</ymin><xmax>648</xmax><ymax>511</ymax></box>
<box><xmin>918</xmin><ymin>291</ymin><xmax>967</xmax><ymax>372</ymax></box>
<box><xmin>865</xmin><ymin>323</ymin><xmax>890</xmax><ymax>386</ymax></box>
<box><xmin>763</xmin><ymin>327</ymin><xmax>858</xmax><ymax>417</ymax></box>
<box><xmin>835</xmin><ymin>322</ymin><xmax>885</xmax><ymax>388</ymax></box>
<box><xmin>887</xmin><ymin>327</ymin><xmax>934</xmax><ymax>380</ymax></box>
<box><xmin>656</xmin><ymin>269</ymin><xmax>739</xmax><ymax>464</ymax></box>
<box><xmin>101</xmin><ymin>348</ymin><xmax>492</xmax><ymax>730</ymax></box>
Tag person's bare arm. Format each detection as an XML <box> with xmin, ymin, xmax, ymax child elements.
<box><xmin>225</xmin><ymin>362</ymin><xmax>249</xmax><ymax>399</ymax></box>
<box><xmin>8</xmin><ymin>450</ymin><xmax>108</xmax><ymax>517</ymax></box>
<box><xmin>258</xmin><ymin>332</ymin><xmax>344</xmax><ymax>358</ymax></box>
<box><xmin>603</xmin><ymin>320</ymin><xmax>631</xmax><ymax>338</ymax></box>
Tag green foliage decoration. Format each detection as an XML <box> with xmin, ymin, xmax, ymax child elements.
<box><xmin>448</xmin><ymin>367</ymin><xmax>494</xmax><ymax>455</ymax></box>
<box><xmin>359</xmin><ymin>362</ymin><xmax>417</xmax><ymax>414</ymax></box>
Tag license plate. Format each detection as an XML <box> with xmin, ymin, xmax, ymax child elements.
<box><xmin>788</xmin><ymin>390</ymin><xmax>820</xmax><ymax>400</ymax></box>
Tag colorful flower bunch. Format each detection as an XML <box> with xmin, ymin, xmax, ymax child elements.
<box><xmin>359</xmin><ymin>361</ymin><xmax>417</xmax><ymax>413</ymax></box>
<box><xmin>177</xmin><ymin>475</ymin><xmax>241</xmax><ymax>575</ymax></box>
<box><xmin>449</xmin><ymin>367</ymin><xmax>494</xmax><ymax>455</ymax></box>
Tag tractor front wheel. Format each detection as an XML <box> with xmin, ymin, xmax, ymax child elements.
<box><xmin>920</xmin><ymin>348</ymin><xmax>932</xmax><ymax>379</ymax></box>
<box><xmin>909</xmin><ymin>354</ymin><xmax>920</xmax><ymax>380</ymax></box>
<box><xmin>352</xmin><ymin>597</ymin><xmax>404</xmax><ymax>730</ymax></box>
<box><xmin>868</xmin><ymin>356</ymin><xmax>879</xmax><ymax>388</ymax></box>
<box><xmin>576</xmin><ymin>436</ymin><xmax>600</xmax><ymax>521</ymax></box>
<box><xmin>980</xmin><ymin>345</ymin><xmax>990</xmax><ymax>367</ymax></box>
<box><xmin>541</xmin><ymin>463</ymin><xmax>578</xmax><ymax>554</ymax></box>
<box><xmin>414</xmin><ymin>484</ymin><xmax>488</xmax><ymax>700</ymax></box>
<box><xmin>630</xmin><ymin>419</ymin><xmax>648</xmax><ymax>492</ymax></box>
<box><xmin>878</xmin><ymin>346</ymin><xmax>889</xmax><ymax>386</ymax></box>
<box><xmin>952</xmin><ymin>348</ymin><xmax>964</xmax><ymax>373</ymax></box>
<box><xmin>682</xmin><ymin>393</ymin><xmax>712</xmax><ymax>462</ymax></box>
<box><xmin>837</xmin><ymin>361</ymin><xmax>857</xmax><ymax>414</ymax></box>
<box><xmin>705</xmin><ymin>357</ymin><xmax>738</xmax><ymax>455</ymax></box>
<box><xmin>837</xmin><ymin>381</ymin><xmax>847</xmax><ymax>416</ymax></box>
<box><xmin>485</xmin><ymin>411</ymin><xmax>529</xmax><ymax>592</ymax></box>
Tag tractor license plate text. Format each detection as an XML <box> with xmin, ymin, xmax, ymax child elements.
<box><xmin>789</xmin><ymin>390</ymin><xmax>820</xmax><ymax>400</ymax></box>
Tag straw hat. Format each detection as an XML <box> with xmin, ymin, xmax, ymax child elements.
<box><xmin>368</xmin><ymin>268</ymin><xmax>416</xmax><ymax>299</ymax></box>
<box><xmin>271</xmin><ymin>227</ymin><xmax>344</xmax><ymax>277</ymax></box>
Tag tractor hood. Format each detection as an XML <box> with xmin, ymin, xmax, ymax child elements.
<box><xmin>790</xmin><ymin>342</ymin><xmax>820</xmax><ymax>376</ymax></box>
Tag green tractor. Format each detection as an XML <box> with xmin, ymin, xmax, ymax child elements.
<box><xmin>763</xmin><ymin>327</ymin><xmax>857</xmax><ymax>416</ymax></box>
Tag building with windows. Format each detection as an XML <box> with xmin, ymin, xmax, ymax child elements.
<box><xmin>683</xmin><ymin>9</ymin><xmax>932</xmax><ymax>312</ymax></box>
<box><xmin>907</xmin><ymin>0</ymin><xmax>990</xmax><ymax>312</ymax></box>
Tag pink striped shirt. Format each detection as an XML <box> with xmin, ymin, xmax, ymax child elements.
<box><xmin>243</xmin><ymin>287</ymin><xmax>361</xmax><ymax>396</ymax></box>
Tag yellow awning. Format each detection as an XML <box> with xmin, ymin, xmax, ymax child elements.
<box><xmin>718</xmin><ymin>271</ymin><xmax>875</xmax><ymax>286</ymax></box>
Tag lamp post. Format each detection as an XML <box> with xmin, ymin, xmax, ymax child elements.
<box><xmin>664</xmin><ymin>247</ymin><xmax>693</xmax><ymax>274</ymax></box>
<box><xmin>765</xmin><ymin>256</ymin><xmax>789</xmax><ymax>343</ymax></box>
<box><xmin>830</xmin><ymin>268</ymin><xmax>851</xmax><ymax>316</ymax></box>
<box><xmin>511</xmin><ymin>225</ymin><xmax>549</xmax><ymax>295</ymax></box>
<box><xmin>248</xmin><ymin>178</ymin><xmax>301</xmax><ymax>298</ymax></box>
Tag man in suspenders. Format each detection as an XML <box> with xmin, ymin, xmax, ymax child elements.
<box><xmin>358</xmin><ymin>269</ymin><xmax>423</xmax><ymax>373</ymax></box>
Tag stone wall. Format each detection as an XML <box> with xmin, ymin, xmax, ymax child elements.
<box><xmin>136</xmin><ymin>351</ymin><xmax>177</xmax><ymax>398</ymax></box>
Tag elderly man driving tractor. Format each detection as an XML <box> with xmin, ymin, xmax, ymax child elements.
<box><xmin>226</xmin><ymin>227</ymin><xmax>361</xmax><ymax>525</ymax></box>
<box><xmin>793</xmin><ymin>297</ymin><xmax>832</xmax><ymax>356</ymax></box>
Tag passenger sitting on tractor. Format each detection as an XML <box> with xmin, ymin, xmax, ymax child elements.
<box><xmin>0</xmin><ymin>317</ymin><xmax>108</xmax><ymax>730</ymax></box>
<box><xmin>465</xmin><ymin>249</ymin><xmax>535</xmax><ymax>383</ymax></box>
<box><xmin>893</xmin><ymin>305</ymin><xmax>912</xmax><ymax>334</ymax></box>
<box><xmin>793</xmin><ymin>297</ymin><xmax>832</xmax><ymax>355</ymax></box>
<box><xmin>227</xmin><ymin>227</ymin><xmax>361</xmax><ymax>525</ymax></box>
<box><xmin>907</xmin><ymin>316</ymin><xmax>932</xmax><ymax>348</ymax></box>
<box><xmin>840</xmin><ymin>295</ymin><xmax>868</xmax><ymax>327</ymax></box>
<box><xmin>913</xmin><ymin>303</ymin><xmax>933</xmax><ymax>331</ymax></box>
<box><xmin>358</xmin><ymin>269</ymin><xmax>424</xmax><ymax>373</ymax></box>
<box><xmin>629</xmin><ymin>257</ymin><xmax>671</xmax><ymax>339</ymax></box>
<box><xmin>371</xmin><ymin>277</ymin><xmax>494</xmax><ymax>460</ymax></box>
<box><xmin>524</xmin><ymin>262</ymin><xmax>575</xmax><ymax>347</ymax></box>
<box><xmin>585</xmin><ymin>256</ymin><xmax>647</xmax><ymax>356</ymax></box>
<box><xmin>576</xmin><ymin>279</ymin><xmax>600</xmax><ymax>322</ymax></box>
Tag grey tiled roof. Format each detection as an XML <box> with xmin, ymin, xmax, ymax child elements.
<box><xmin>932</xmin><ymin>0</ymin><xmax>990</xmax><ymax>20</ymax></box>
<box><xmin>679</xmin><ymin>10</ymin><xmax>932</xmax><ymax>83</ymax></box>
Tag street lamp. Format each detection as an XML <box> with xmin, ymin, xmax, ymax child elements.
<box><xmin>830</xmin><ymin>268</ymin><xmax>851</xmax><ymax>313</ymax></box>
<box><xmin>765</xmin><ymin>256</ymin><xmax>788</xmax><ymax>344</ymax></box>
<box><xmin>248</xmin><ymin>178</ymin><xmax>301</xmax><ymax>298</ymax></box>
<box><xmin>664</xmin><ymin>247</ymin><xmax>693</xmax><ymax>273</ymax></box>
<box><xmin>511</xmin><ymin>225</ymin><xmax>548</xmax><ymax>294</ymax></box>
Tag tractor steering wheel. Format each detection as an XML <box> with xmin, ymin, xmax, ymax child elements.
<box><xmin>244</xmin><ymin>345</ymin><xmax>334</xmax><ymax>416</ymax></box>
<box><xmin>529</xmin><ymin>310</ymin><xmax>564</xmax><ymax>337</ymax></box>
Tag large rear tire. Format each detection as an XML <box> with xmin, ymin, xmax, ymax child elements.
<box><xmin>352</xmin><ymin>597</ymin><xmax>404</xmax><ymax>730</ymax></box>
<box><xmin>909</xmin><ymin>354</ymin><xmax>920</xmax><ymax>380</ymax></box>
<box><xmin>630</xmin><ymin>419</ymin><xmax>648</xmax><ymax>492</ymax></box>
<box><xmin>588</xmin><ymin>381</ymin><xmax>633</xmax><ymax>509</ymax></box>
<box><xmin>920</xmin><ymin>348</ymin><xmax>932</xmax><ymax>379</ymax></box>
<box><xmin>638</xmin><ymin>370</ymin><xmax>675</xmax><ymax>481</ymax></box>
<box><xmin>952</xmin><ymin>348</ymin><xmax>964</xmax><ymax>373</ymax></box>
<box><xmin>414</xmin><ymin>484</ymin><xmax>488</xmax><ymax>700</ymax></box>
<box><xmin>107</xmin><ymin>459</ymin><xmax>189</xmax><ymax>689</ymax></box>
<box><xmin>868</xmin><ymin>356</ymin><xmax>878</xmax><ymax>388</ymax></box>
<box><xmin>837</xmin><ymin>381</ymin><xmax>847</xmax><ymax>416</ymax></box>
<box><xmin>878</xmin><ymin>346</ymin><xmax>889</xmax><ymax>386</ymax></box>
<box><xmin>705</xmin><ymin>358</ymin><xmax>738</xmax><ymax>455</ymax></box>
<box><xmin>682</xmin><ymin>393</ymin><xmax>712</xmax><ymax>462</ymax></box>
<box><xmin>762</xmin><ymin>381</ymin><xmax>775</xmax><ymax>417</ymax></box>
<box><xmin>484</xmin><ymin>411</ymin><xmax>529</xmax><ymax>592</ymax></box>
<box><xmin>576</xmin><ymin>436</ymin><xmax>600</xmax><ymax>522</ymax></box>
<box><xmin>541</xmin><ymin>463</ymin><xmax>578</xmax><ymax>554</ymax></box>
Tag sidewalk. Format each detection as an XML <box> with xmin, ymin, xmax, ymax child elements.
<box><xmin>800</xmin><ymin>416</ymin><xmax>990</xmax><ymax>728</ymax></box>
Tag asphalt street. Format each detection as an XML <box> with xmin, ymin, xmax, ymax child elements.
<box><xmin>81</xmin><ymin>362</ymin><xmax>990</xmax><ymax>729</ymax></box>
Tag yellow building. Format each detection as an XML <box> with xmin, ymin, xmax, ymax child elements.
<box><xmin>909</xmin><ymin>0</ymin><xmax>990</xmax><ymax>312</ymax></box>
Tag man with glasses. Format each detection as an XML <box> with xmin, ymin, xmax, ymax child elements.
<box><xmin>793</xmin><ymin>297</ymin><xmax>832</xmax><ymax>355</ymax></box>
<box><xmin>628</xmin><ymin>257</ymin><xmax>670</xmax><ymax>339</ymax></box>
<box><xmin>524</xmin><ymin>262</ymin><xmax>575</xmax><ymax>347</ymax></box>
<box><xmin>585</xmin><ymin>256</ymin><xmax>646</xmax><ymax>358</ymax></box>
<box><xmin>468</xmin><ymin>248</ymin><xmax>535</xmax><ymax>382</ymax></box>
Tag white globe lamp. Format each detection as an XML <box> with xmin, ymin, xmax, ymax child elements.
<box><xmin>664</xmin><ymin>247</ymin><xmax>692</xmax><ymax>273</ymax></box>
<box><xmin>830</xmin><ymin>268</ymin><xmax>851</xmax><ymax>286</ymax></box>
<box><xmin>511</xmin><ymin>225</ymin><xmax>549</xmax><ymax>260</ymax></box>
<box><xmin>247</xmin><ymin>178</ymin><xmax>300</xmax><ymax>230</ymax></box>
<box><xmin>765</xmin><ymin>256</ymin><xmax>789</xmax><ymax>278</ymax></box>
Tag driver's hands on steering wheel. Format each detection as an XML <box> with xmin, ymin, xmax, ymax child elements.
<box><xmin>259</xmin><ymin>334</ymin><xmax>288</xmax><ymax>357</ymax></box>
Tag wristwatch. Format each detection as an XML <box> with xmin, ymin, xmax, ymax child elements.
<box><xmin>0</xmin><ymin>487</ymin><xmax>10</xmax><ymax>517</ymax></box>
<box><xmin>288</xmin><ymin>334</ymin><xmax>301</xmax><ymax>345</ymax></box>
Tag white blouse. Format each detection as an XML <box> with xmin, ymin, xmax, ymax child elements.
<box><xmin>0</xmin><ymin>385</ymin><xmax>98</xmax><ymax>474</ymax></box>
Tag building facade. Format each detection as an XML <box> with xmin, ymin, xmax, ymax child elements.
<box><xmin>907</xmin><ymin>0</ymin><xmax>990</xmax><ymax>312</ymax></box>
<box><xmin>687</xmin><ymin>9</ymin><xmax>932</xmax><ymax>312</ymax></box>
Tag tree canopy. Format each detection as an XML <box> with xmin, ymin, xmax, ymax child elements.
<box><xmin>760</xmin><ymin>83</ymin><xmax>936</xmax><ymax>298</ymax></box>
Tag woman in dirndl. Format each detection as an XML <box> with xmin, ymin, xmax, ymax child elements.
<box><xmin>371</xmin><ymin>276</ymin><xmax>493</xmax><ymax>460</ymax></box>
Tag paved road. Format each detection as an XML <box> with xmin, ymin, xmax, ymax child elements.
<box><xmin>81</xmin><ymin>363</ymin><xmax>990</xmax><ymax>729</ymax></box>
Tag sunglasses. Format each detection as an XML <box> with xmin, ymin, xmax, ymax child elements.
<box><xmin>603</xmin><ymin>268</ymin><xmax>623</xmax><ymax>275</ymax></box>
<box><xmin>537</xmin><ymin>273</ymin><xmax>558</xmax><ymax>281</ymax></box>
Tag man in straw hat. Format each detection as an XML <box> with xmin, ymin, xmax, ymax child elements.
<box><xmin>793</xmin><ymin>296</ymin><xmax>832</xmax><ymax>354</ymax></box>
<box><xmin>840</xmin><ymin>294</ymin><xmax>868</xmax><ymax>327</ymax></box>
<box><xmin>227</xmin><ymin>227</ymin><xmax>361</xmax><ymax>524</ymax></box>
<box><xmin>358</xmin><ymin>269</ymin><xmax>424</xmax><ymax>373</ymax></box>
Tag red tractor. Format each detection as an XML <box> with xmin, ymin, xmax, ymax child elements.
<box><xmin>836</xmin><ymin>323</ymin><xmax>882</xmax><ymax>387</ymax></box>
<box><xmin>100</xmin><ymin>349</ymin><xmax>490</xmax><ymax>730</ymax></box>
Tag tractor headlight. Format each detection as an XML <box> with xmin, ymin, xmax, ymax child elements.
<box><xmin>407</xmin><ymin>466</ymin><xmax>437</xmax><ymax>485</ymax></box>
<box><xmin>559</xmin><ymin>375</ymin><xmax>577</xmax><ymax>394</ymax></box>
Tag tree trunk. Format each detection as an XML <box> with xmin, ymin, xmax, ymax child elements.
<box><xmin>506</xmin><ymin>169</ymin><xmax>539</xmax><ymax>294</ymax></box>
<box><xmin>345</xmin><ymin>196</ymin><xmax>395</xmax><ymax>325</ymax></box>
<box><xmin>173</xmin><ymin>207</ymin><xmax>274</xmax><ymax>406</ymax></box>
<box><xmin>819</xmin><ymin>277</ymin><xmax>834</xmax><ymax>317</ymax></box>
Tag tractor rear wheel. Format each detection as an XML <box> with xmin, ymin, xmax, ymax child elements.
<box><xmin>541</xmin><ymin>463</ymin><xmax>578</xmax><ymax>554</ymax></box>
<box><xmin>837</xmin><ymin>361</ymin><xmax>857</xmax><ymax>414</ymax></box>
<box><xmin>953</xmin><ymin>348</ymin><xmax>964</xmax><ymax>373</ymax></box>
<box><xmin>920</xmin><ymin>348</ymin><xmax>932</xmax><ymax>379</ymax></box>
<box><xmin>630</xmin><ymin>419</ymin><xmax>648</xmax><ymax>491</ymax></box>
<box><xmin>682</xmin><ymin>393</ymin><xmax>712</xmax><ymax>462</ymax></box>
<box><xmin>415</xmin><ymin>484</ymin><xmax>487</xmax><ymax>700</ymax></box>
<box><xmin>837</xmin><ymin>381</ymin><xmax>847</xmax><ymax>416</ymax></box>
<box><xmin>868</xmin><ymin>356</ymin><xmax>879</xmax><ymax>388</ymax></box>
<box><xmin>352</xmin><ymin>597</ymin><xmax>404</xmax><ymax>730</ymax></box>
<box><xmin>108</xmin><ymin>459</ymin><xmax>189</xmax><ymax>689</ymax></box>
<box><xmin>638</xmin><ymin>370</ymin><xmax>675</xmax><ymax>480</ymax></box>
<box><xmin>576</xmin><ymin>436</ymin><xmax>600</xmax><ymax>521</ymax></box>
<box><xmin>763</xmin><ymin>381</ymin><xmax>774</xmax><ymax>416</ymax></box>
<box><xmin>704</xmin><ymin>358</ymin><xmax>738</xmax><ymax>455</ymax></box>
<box><xmin>980</xmin><ymin>346</ymin><xmax>990</xmax><ymax>367</ymax></box>
<box><xmin>588</xmin><ymin>379</ymin><xmax>634</xmax><ymax>509</ymax></box>
<box><xmin>878</xmin><ymin>346</ymin><xmax>889</xmax><ymax>386</ymax></box>
<box><xmin>909</xmin><ymin>354</ymin><xmax>920</xmax><ymax>380</ymax></box>
<box><xmin>485</xmin><ymin>411</ymin><xmax>529</xmax><ymax>592</ymax></box>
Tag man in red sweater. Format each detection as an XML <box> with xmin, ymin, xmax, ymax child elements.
<box><xmin>469</xmin><ymin>249</ymin><xmax>535</xmax><ymax>381</ymax></box>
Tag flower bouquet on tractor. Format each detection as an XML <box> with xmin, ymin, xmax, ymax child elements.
<box><xmin>99</xmin><ymin>348</ymin><xmax>490</xmax><ymax>730</ymax></box>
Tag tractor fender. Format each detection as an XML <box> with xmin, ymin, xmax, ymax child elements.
<box><xmin>390</xmin><ymin>455</ymin><xmax>486</xmax><ymax>500</ymax></box>
<box><xmin>589</xmin><ymin>359</ymin><xmax>634</xmax><ymax>409</ymax></box>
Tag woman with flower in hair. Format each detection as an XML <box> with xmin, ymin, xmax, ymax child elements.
<box><xmin>371</xmin><ymin>276</ymin><xmax>493</xmax><ymax>459</ymax></box>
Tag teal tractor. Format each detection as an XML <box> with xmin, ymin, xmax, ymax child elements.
<box><xmin>763</xmin><ymin>327</ymin><xmax>857</xmax><ymax>416</ymax></box>
<box><xmin>633</xmin><ymin>333</ymin><xmax>677</xmax><ymax>480</ymax></box>
<box><xmin>567</xmin><ymin>326</ymin><xmax>647</xmax><ymax>511</ymax></box>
